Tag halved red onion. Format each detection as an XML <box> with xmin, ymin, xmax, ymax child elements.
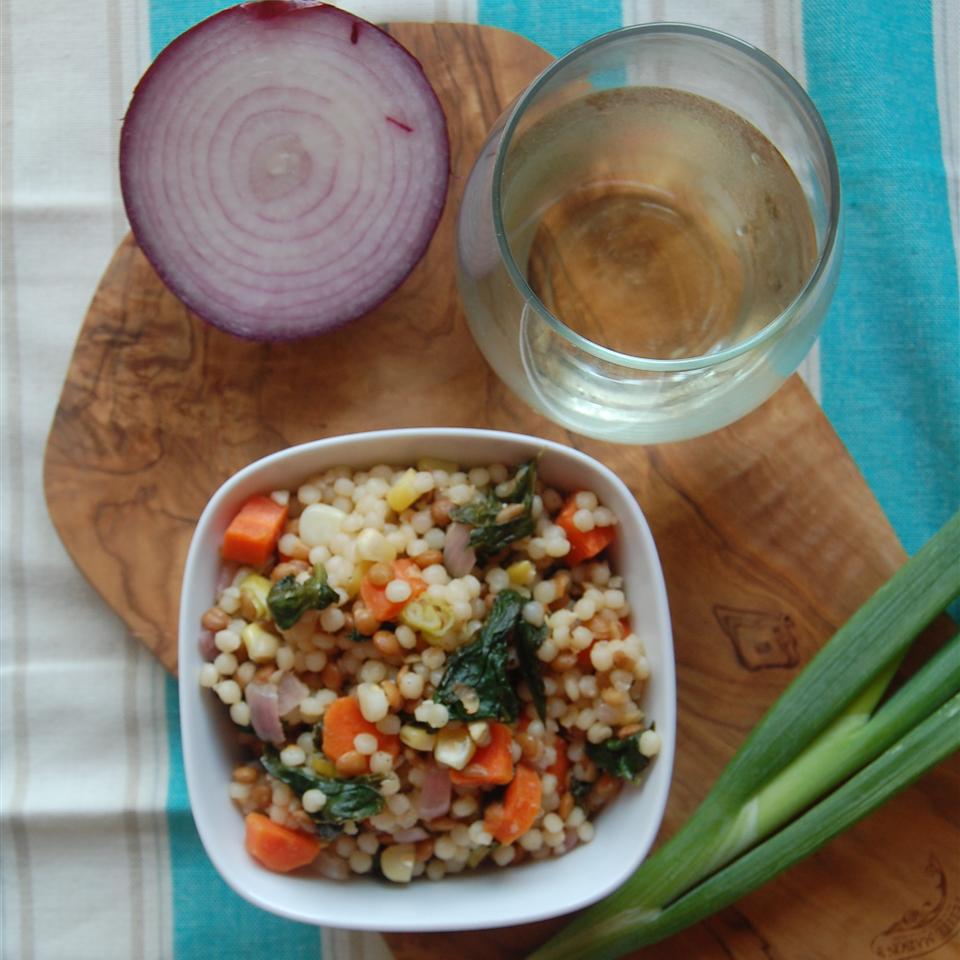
<box><xmin>443</xmin><ymin>523</ymin><xmax>476</xmax><ymax>578</ymax></box>
<box><xmin>417</xmin><ymin>764</ymin><xmax>452</xmax><ymax>820</ymax></box>
<box><xmin>246</xmin><ymin>682</ymin><xmax>285</xmax><ymax>745</ymax></box>
<box><xmin>120</xmin><ymin>2</ymin><xmax>449</xmax><ymax>340</ymax></box>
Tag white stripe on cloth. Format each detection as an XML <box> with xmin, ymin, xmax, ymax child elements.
<box><xmin>335</xmin><ymin>0</ymin><xmax>478</xmax><ymax>22</ymax></box>
<box><xmin>620</xmin><ymin>0</ymin><xmax>821</xmax><ymax>401</ymax></box>
<box><xmin>1</xmin><ymin>2</ymin><xmax>170</xmax><ymax>959</ymax></box>
<box><xmin>933</xmin><ymin>0</ymin><xmax>959</xmax><ymax>276</ymax></box>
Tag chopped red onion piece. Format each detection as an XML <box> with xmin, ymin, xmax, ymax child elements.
<box><xmin>277</xmin><ymin>672</ymin><xmax>309</xmax><ymax>716</ymax></box>
<box><xmin>417</xmin><ymin>764</ymin><xmax>452</xmax><ymax>820</ymax></box>
<box><xmin>215</xmin><ymin>563</ymin><xmax>237</xmax><ymax>595</ymax></box>
<box><xmin>246</xmin><ymin>682</ymin><xmax>285</xmax><ymax>745</ymax></box>
<box><xmin>443</xmin><ymin>523</ymin><xmax>476</xmax><ymax>578</ymax></box>
<box><xmin>562</xmin><ymin>829</ymin><xmax>579</xmax><ymax>854</ymax></box>
<box><xmin>120</xmin><ymin>2</ymin><xmax>449</xmax><ymax>340</ymax></box>
<box><xmin>198</xmin><ymin>630</ymin><xmax>218</xmax><ymax>661</ymax></box>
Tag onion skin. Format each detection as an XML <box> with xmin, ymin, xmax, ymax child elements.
<box><xmin>120</xmin><ymin>2</ymin><xmax>450</xmax><ymax>341</ymax></box>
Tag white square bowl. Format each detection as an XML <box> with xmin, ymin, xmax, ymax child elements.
<box><xmin>178</xmin><ymin>427</ymin><xmax>675</xmax><ymax>931</ymax></box>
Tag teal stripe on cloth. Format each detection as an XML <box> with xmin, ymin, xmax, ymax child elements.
<box><xmin>802</xmin><ymin>0</ymin><xmax>960</xmax><ymax>554</ymax></box>
<box><xmin>164</xmin><ymin>677</ymin><xmax>321</xmax><ymax>959</ymax></box>
<box><xmin>150</xmin><ymin>0</ymin><xmax>232</xmax><ymax>55</ymax></box>
<box><xmin>477</xmin><ymin>1</ymin><xmax>622</xmax><ymax>57</ymax></box>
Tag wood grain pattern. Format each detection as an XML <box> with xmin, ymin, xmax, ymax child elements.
<box><xmin>42</xmin><ymin>22</ymin><xmax>958</xmax><ymax>960</ymax></box>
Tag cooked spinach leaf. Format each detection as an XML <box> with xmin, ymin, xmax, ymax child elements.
<box><xmin>450</xmin><ymin>457</ymin><xmax>538</xmax><ymax>560</ymax></box>
<box><xmin>267</xmin><ymin>563</ymin><xmax>338</xmax><ymax>629</ymax></box>
<box><xmin>435</xmin><ymin>590</ymin><xmax>524</xmax><ymax>722</ymax></box>
<box><xmin>261</xmin><ymin>748</ymin><xmax>384</xmax><ymax>838</ymax></box>
<box><xmin>570</xmin><ymin>777</ymin><xmax>593</xmax><ymax>806</ymax></box>
<box><xmin>515</xmin><ymin>620</ymin><xmax>547</xmax><ymax>721</ymax></box>
<box><xmin>585</xmin><ymin>730</ymin><xmax>651</xmax><ymax>783</ymax></box>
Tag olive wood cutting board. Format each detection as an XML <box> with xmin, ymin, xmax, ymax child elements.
<box><xmin>43</xmin><ymin>21</ymin><xmax>958</xmax><ymax>960</ymax></box>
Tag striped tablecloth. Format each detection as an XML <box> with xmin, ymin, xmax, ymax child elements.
<box><xmin>2</xmin><ymin>1</ymin><xmax>957</xmax><ymax>958</ymax></box>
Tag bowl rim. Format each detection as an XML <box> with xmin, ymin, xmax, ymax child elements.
<box><xmin>178</xmin><ymin>427</ymin><xmax>676</xmax><ymax>930</ymax></box>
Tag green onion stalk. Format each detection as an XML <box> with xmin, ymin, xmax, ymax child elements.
<box><xmin>530</xmin><ymin>511</ymin><xmax>960</xmax><ymax>960</ymax></box>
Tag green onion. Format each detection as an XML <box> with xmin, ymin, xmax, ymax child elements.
<box><xmin>530</xmin><ymin>510</ymin><xmax>959</xmax><ymax>960</ymax></box>
<box><xmin>559</xmin><ymin>694</ymin><xmax>960</xmax><ymax>960</ymax></box>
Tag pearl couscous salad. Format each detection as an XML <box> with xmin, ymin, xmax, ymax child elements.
<box><xmin>198</xmin><ymin>456</ymin><xmax>660</xmax><ymax>883</ymax></box>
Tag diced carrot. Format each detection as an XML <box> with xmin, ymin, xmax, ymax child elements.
<box><xmin>221</xmin><ymin>495</ymin><xmax>288</xmax><ymax>567</ymax></box>
<box><xmin>482</xmin><ymin>801</ymin><xmax>505</xmax><ymax>838</ymax></box>
<box><xmin>556</xmin><ymin>494</ymin><xmax>616</xmax><ymax>566</ymax></box>
<box><xmin>577</xmin><ymin>644</ymin><xmax>595</xmax><ymax>670</ymax></box>
<box><xmin>449</xmin><ymin>722</ymin><xmax>514</xmax><ymax>786</ymax></box>
<box><xmin>485</xmin><ymin>765</ymin><xmax>542</xmax><ymax>845</ymax></box>
<box><xmin>321</xmin><ymin>695</ymin><xmax>399</xmax><ymax>762</ymax></box>
<box><xmin>360</xmin><ymin>558</ymin><xmax>427</xmax><ymax>622</ymax></box>
<box><xmin>244</xmin><ymin>812</ymin><xmax>322</xmax><ymax>873</ymax></box>
<box><xmin>546</xmin><ymin>737</ymin><xmax>569</xmax><ymax>787</ymax></box>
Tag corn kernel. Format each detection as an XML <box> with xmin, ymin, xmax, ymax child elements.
<box><xmin>399</xmin><ymin>724</ymin><xmax>436</xmax><ymax>752</ymax></box>
<box><xmin>434</xmin><ymin>725</ymin><xmax>476</xmax><ymax>771</ymax></box>
<box><xmin>238</xmin><ymin>574</ymin><xmax>272</xmax><ymax>620</ymax></box>
<box><xmin>241</xmin><ymin>623</ymin><xmax>279</xmax><ymax>663</ymax></box>
<box><xmin>342</xmin><ymin>560</ymin><xmax>368</xmax><ymax>598</ymax></box>
<box><xmin>506</xmin><ymin>560</ymin><xmax>535</xmax><ymax>585</ymax></box>
<box><xmin>386</xmin><ymin>468</ymin><xmax>420</xmax><ymax>513</ymax></box>
<box><xmin>311</xmin><ymin>756</ymin><xmax>338</xmax><ymax>778</ymax></box>
<box><xmin>467</xmin><ymin>721</ymin><xmax>491</xmax><ymax>745</ymax></box>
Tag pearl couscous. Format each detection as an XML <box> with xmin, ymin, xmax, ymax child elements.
<box><xmin>199</xmin><ymin>456</ymin><xmax>659</xmax><ymax>883</ymax></box>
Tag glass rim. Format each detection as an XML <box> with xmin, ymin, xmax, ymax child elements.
<box><xmin>490</xmin><ymin>21</ymin><xmax>843</xmax><ymax>373</ymax></box>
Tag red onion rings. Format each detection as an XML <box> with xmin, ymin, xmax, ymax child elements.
<box><xmin>120</xmin><ymin>2</ymin><xmax>449</xmax><ymax>340</ymax></box>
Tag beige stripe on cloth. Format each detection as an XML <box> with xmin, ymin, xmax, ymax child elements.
<box><xmin>0</xmin><ymin>2</ymin><xmax>170</xmax><ymax>959</ymax></box>
<box><xmin>2</xmin><ymin>0</ymin><xmax>37</xmax><ymax>953</ymax></box>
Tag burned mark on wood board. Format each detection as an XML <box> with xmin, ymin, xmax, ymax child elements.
<box><xmin>714</xmin><ymin>604</ymin><xmax>798</xmax><ymax>671</ymax></box>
